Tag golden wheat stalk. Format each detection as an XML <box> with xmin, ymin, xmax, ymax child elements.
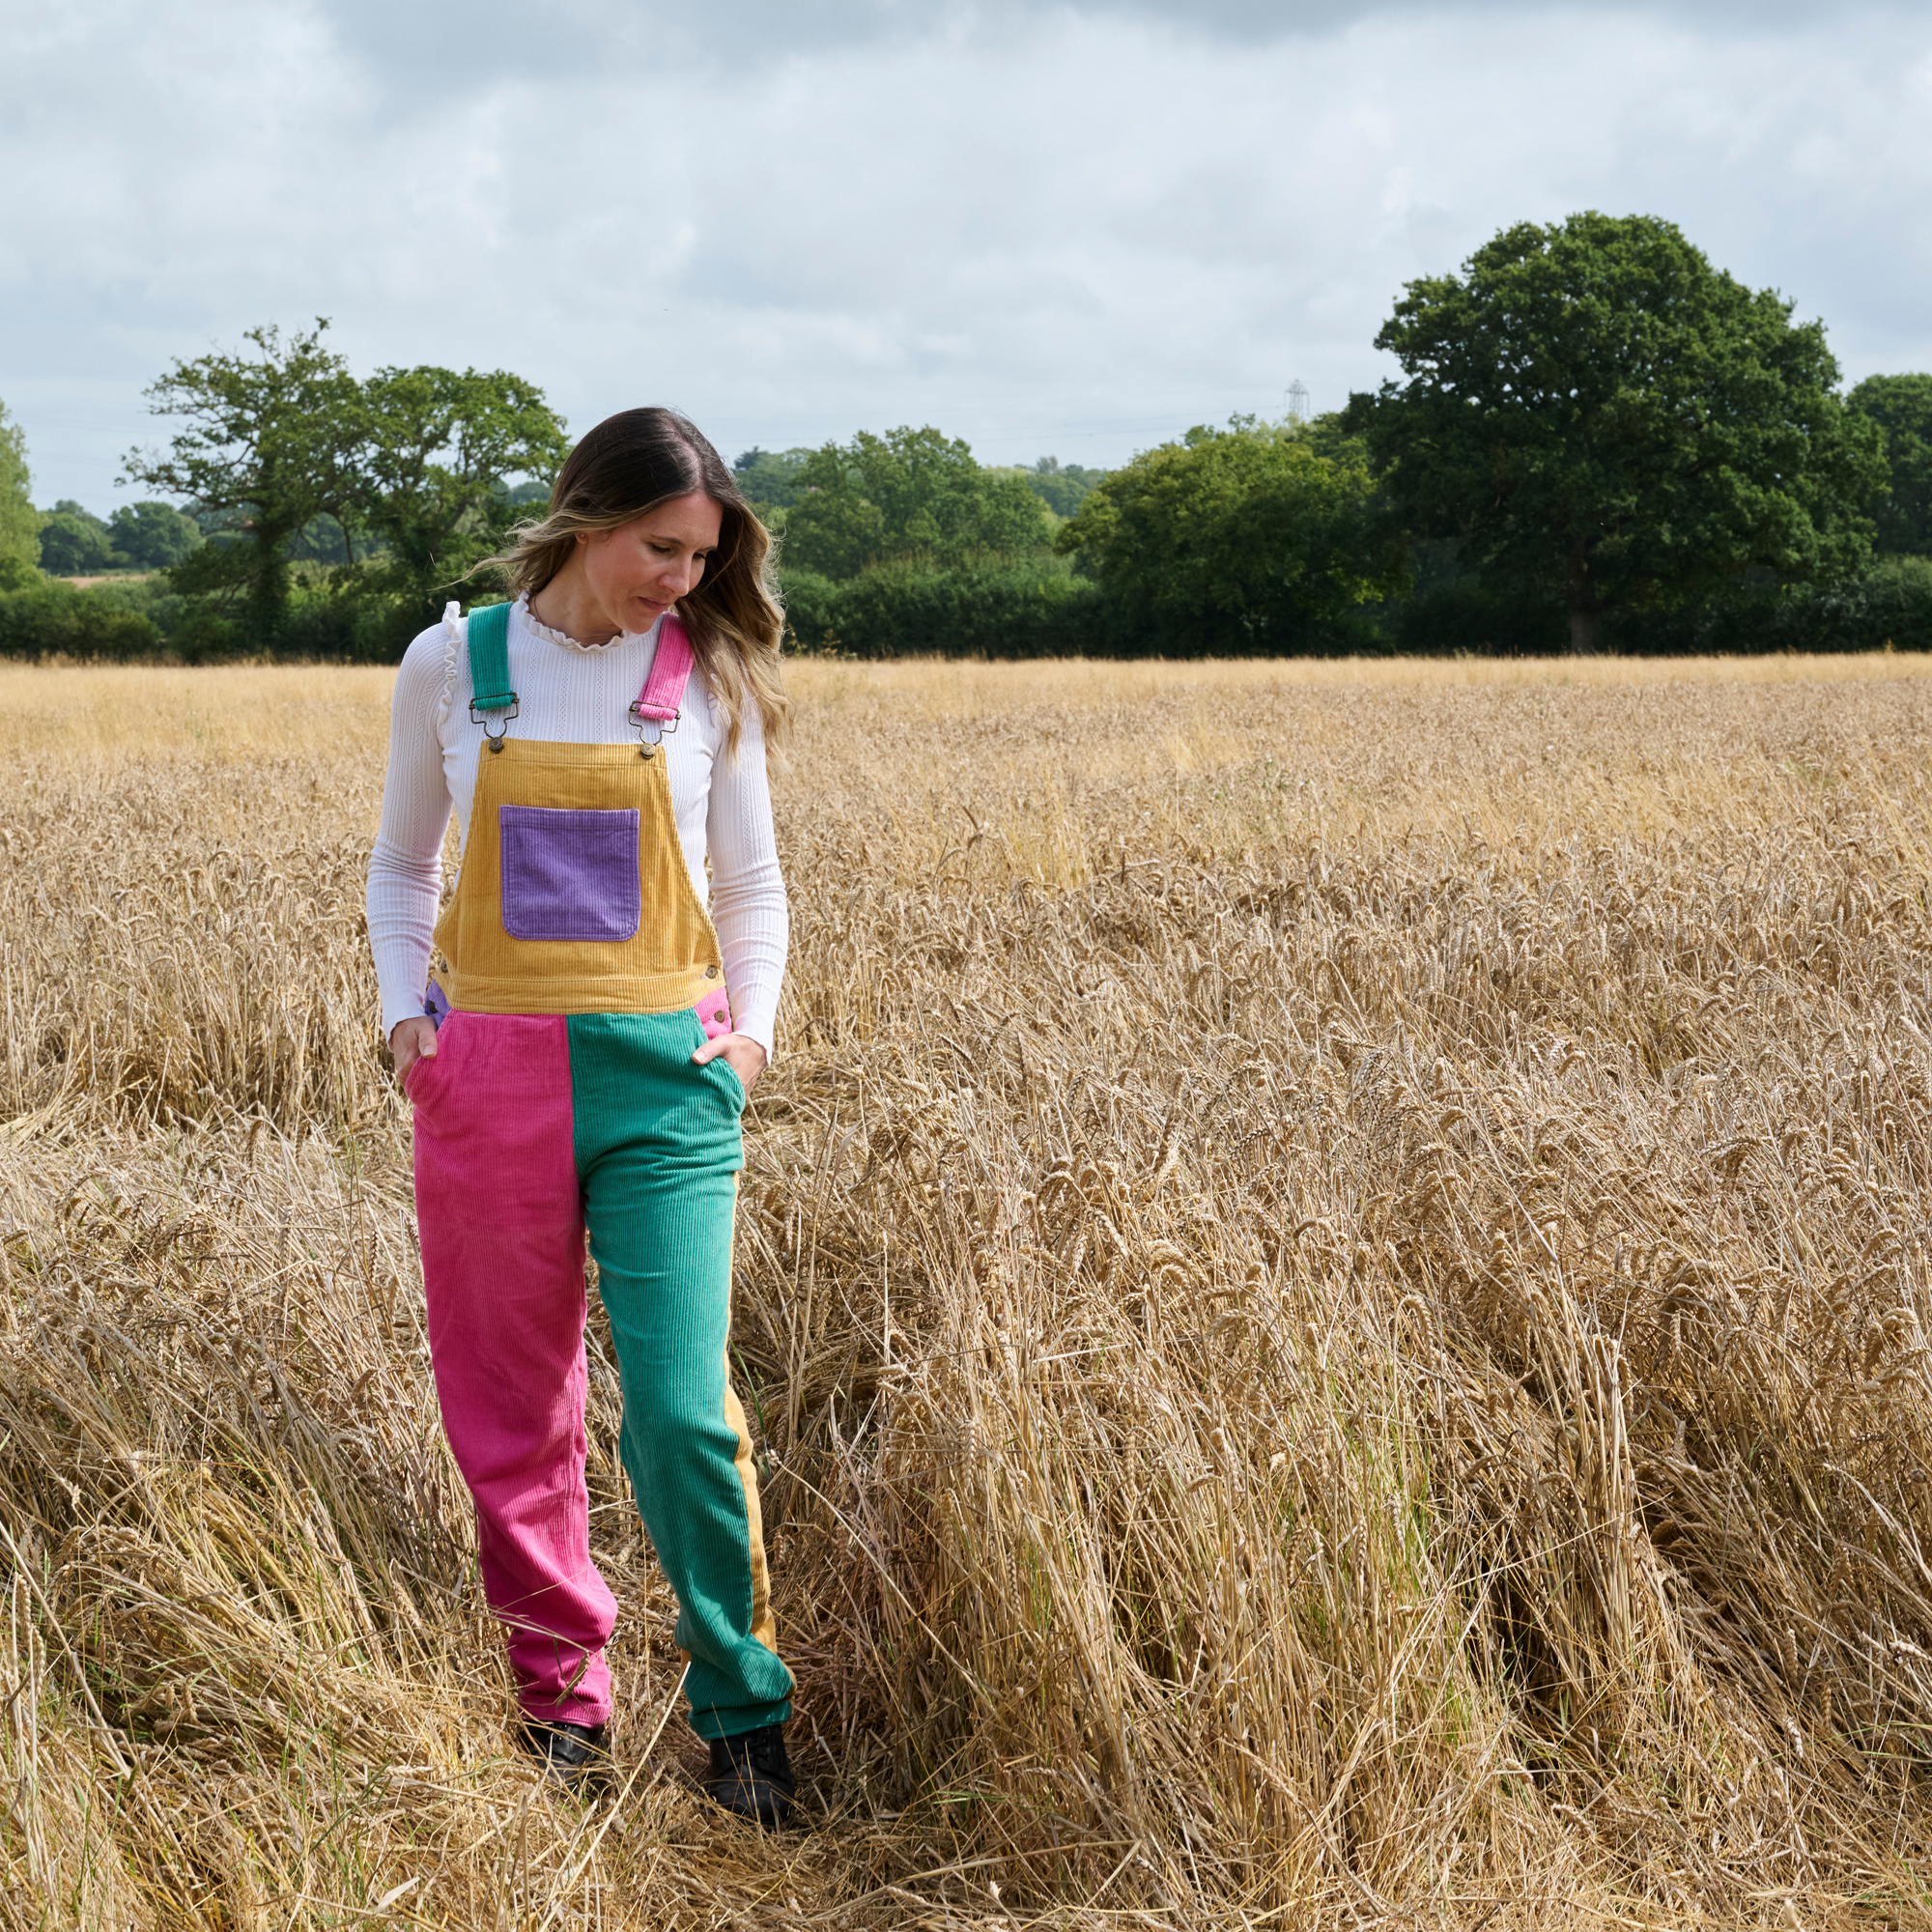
<box><xmin>4</xmin><ymin>653</ymin><xmax>1932</xmax><ymax>1926</ymax></box>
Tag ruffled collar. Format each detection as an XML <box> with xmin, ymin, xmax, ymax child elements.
<box><xmin>516</xmin><ymin>593</ymin><xmax>656</xmax><ymax>655</ymax></box>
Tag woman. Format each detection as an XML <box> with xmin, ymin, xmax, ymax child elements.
<box><xmin>366</xmin><ymin>409</ymin><xmax>797</xmax><ymax>1827</ymax></box>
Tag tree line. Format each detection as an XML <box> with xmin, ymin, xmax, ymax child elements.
<box><xmin>0</xmin><ymin>323</ymin><xmax>566</xmax><ymax>662</ymax></box>
<box><xmin>4</xmin><ymin>210</ymin><xmax>1932</xmax><ymax>661</ymax></box>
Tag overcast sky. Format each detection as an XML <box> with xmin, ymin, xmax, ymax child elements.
<box><xmin>4</xmin><ymin>0</ymin><xmax>1930</xmax><ymax>508</ymax></box>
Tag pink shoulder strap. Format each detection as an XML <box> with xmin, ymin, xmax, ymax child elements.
<box><xmin>634</xmin><ymin>614</ymin><xmax>695</xmax><ymax>724</ymax></box>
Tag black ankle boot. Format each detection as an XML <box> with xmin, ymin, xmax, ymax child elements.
<box><xmin>518</xmin><ymin>1718</ymin><xmax>611</xmax><ymax>1792</ymax></box>
<box><xmin>704</xmin><ymin>1722</ymin><xmax>795</xmax><ymax>1828</ymax></box>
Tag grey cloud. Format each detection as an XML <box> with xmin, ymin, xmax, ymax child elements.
<box><xmin>6</xmin><ymin>2</ymin><xmax>1932</xmax><ymax>507</ymax></box>
<box><xmin>322</xmin><ymin>0</ymin><xmax>1890</xmax><ymax>87</ymax></box>
<box><xmin>1097</xmin><ymin>0</ymin><xmax>1899</xmax><ymax>30</ymax></box>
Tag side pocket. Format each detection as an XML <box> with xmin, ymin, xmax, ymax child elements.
<box><xmin>404</xmin><ymin>1012</ymin><xmax>458</xmax><ymax>1104</ymax></box>
<box><xmin>695</xmin><ymin>981</ymin><xmax>732</xmax><ymax>1039</ymax></box>
<box><xmin>693</xmin><ymin>1012</ymin><xmax>747</xmax><ymax>1111</ymax></box>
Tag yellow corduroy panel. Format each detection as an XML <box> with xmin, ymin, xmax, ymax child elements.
<box><xmin>435</xmin><ymin>737</ymin><xmax>722</xmax><ymax>1017</ymax></box>
<box><xmin>724</xmin><ymin>1371</ymin><xmax>779</xmax><ymax>1656</ymax></box>
<box><xmin>721</xmin><ymin>1173</ymin><xmax>778</xmax><ymax>1657</ymax></box>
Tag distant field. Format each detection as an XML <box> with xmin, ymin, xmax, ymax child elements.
<box><xmin>40</xmin><ymin>571</ymin><xmax>160</xmax><ymax>589</ymax></box>
<box><xmin>6</xmin><ymin>653</ymin><xmax>1932</xmax><ymax>1926</ymax></box>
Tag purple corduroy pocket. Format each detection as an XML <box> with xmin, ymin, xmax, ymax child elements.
<box><xmin>499</xmin><ymin>805</ymin><xmax>641</xmax><ymax>943</ymax></box>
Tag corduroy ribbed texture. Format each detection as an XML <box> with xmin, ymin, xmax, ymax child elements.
<box><xmin>569</xmin><ymin>1010</ymin><xmax>794</xmax><ymax>1740</ymax></box>
<box><xmin>435</xmin><ymin>736</ymin><xmax>722</xmax><ymax>1017</ymax></box>
<box><xmin>411</xmin><ymin>1010</ymin><xmax>621</xmax><ymax>1725</ymax></box>
<box><xmin>412</xmin><ymin>1007</ymin><xmax>792</xmax><ymax>1737</ymax></box>
<box><xmin>367</xmin><ymin>599</ymin><xmax>788</xmax><ymax>1050</ymax></box>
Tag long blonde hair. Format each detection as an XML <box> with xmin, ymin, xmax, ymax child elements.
<box><xmin>492</xmin><ymin>408</ymin><xmax>790</xmax><ymax>755</ymax></box>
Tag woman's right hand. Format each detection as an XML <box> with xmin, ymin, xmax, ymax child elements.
<box><xmin>390</xmin><ymin>1015</ymin><xmax>439</xmax><ymax>1084</ymax></box>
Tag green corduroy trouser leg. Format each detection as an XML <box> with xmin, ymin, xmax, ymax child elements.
<box><xmin>569</xmin><ymin>1011</ymin><xmax>794</xmax><ymax>1740</ymax></box>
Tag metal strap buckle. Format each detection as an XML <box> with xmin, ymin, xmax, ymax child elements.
<box><xmin>628</xmin><ymin>701</ymin><xmax>680</xmax><ymax>757</ymax></box>
<box><xmin>470</xmin><ymin>696</ymin><xmax>519</xmax><ymax>752</ymax></box>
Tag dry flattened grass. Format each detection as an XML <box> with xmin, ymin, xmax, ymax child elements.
<box><xmin>5</xmin><ymin>653</ymin><xmax>1932</xmax><ymax>1926</ymax></box>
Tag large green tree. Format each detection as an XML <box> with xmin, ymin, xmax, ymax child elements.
<box><xmin>107</xmin><ymin>499</ymin><xmax>203</xmax><ymax>571</ymax></box>
<box><xmin>0</xmin><ymin>398</ymin><xmax>37</xmax><ymax>586</ymax></box>
<box><xmin>1010</xmin><ymin>456</ymin><xmax>1107</xmax><ymax>520</ymax></box>
<box><xmin>124</xmin><ymin>321</ymin><xmax>364</xmax><ymax>645</ymax></box>
<box><xmin>732</xmin><ymin>446</ymin><xmax>811</xmax><ymax>517</ymax></box>
<box><xmin>1056</xmin><ymin>418</ymin><xmax>1406</xmax><ymax>650</ymax></box>
<box><xmin>1347</xmin><ymin>213</ymin><xmax>1884</xmax><ymax>653</ymax></box>
<box><xmin>781</xmin><ymin>426</ymin><xmax>1054</xmax><ymax>579</ymax></box>
<box><xmin>37</xmin><ymin>500</ymin><xmax>117</xmax><ymax>576</ymax></box>
<box><xmin>350</xmin><ymin>364</ymin><xmax>568</xmax><ymax>638</ymax></box>
<box><xmin>1848</xmin><ymin>374</ymin><xmax>1932</xmax><ymax>556</ymax></box>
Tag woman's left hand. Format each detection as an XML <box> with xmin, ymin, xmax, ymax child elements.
<box><xmin>694</xmin><ymin>1031</ymin><xmax>768</xmax><ymax>1096</ymax></box>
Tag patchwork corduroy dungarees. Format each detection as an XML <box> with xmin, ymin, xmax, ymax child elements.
<box><xmin>409</xmin><ymin>601</ymin><xmax>792</xmax><ymax>1741</ymax></box>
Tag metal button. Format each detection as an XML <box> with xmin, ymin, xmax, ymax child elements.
<box><xmin>705</xmin><ymin>965</ymin><xmax>719</xmax><ymax>979</ymax></box>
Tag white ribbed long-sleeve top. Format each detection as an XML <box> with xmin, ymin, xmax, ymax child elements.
<box><xmin>365</xmin><ymin>596</ymin><xmax>788</xmax><ymax>1053</ymax></box>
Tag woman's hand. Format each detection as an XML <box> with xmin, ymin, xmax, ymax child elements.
<box><xmin>390</xmin><ymin>1015</ymin><xmax>439</xmax><ymax>1084</ymax></box>
<box><xmin>693</xmin><ymin>1030</ymin><xmax>768</xmax><ymax>1096</ymax></box>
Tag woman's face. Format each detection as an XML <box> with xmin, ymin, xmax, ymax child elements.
<box><xmin>579</xmin><ymin>492</ymin><xmax>724</xmax><ymax>636</ymax></box>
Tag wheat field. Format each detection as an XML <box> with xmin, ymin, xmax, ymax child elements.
<box><xmin>7</xmin><ymin>652</ymin><xmax>1932</xmax><ymax>1928</ymax></box>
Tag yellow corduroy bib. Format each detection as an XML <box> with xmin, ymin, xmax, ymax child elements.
<box><xmin>431</xmin><ymin>604</ymin><xmax>725</xmax><ymax>1019</ymax></box>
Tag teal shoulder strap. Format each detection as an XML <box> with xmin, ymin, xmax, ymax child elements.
<box><xmin>466</xmin><ymin>601</ymin><xmax>517</xmax><ymax>717</ymax></box>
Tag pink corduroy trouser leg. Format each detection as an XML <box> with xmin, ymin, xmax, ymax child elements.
<box><xmin>410</xmin><ymin>1011</ymin><xmax>617</xmax><ymax>1726</ymax></box>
